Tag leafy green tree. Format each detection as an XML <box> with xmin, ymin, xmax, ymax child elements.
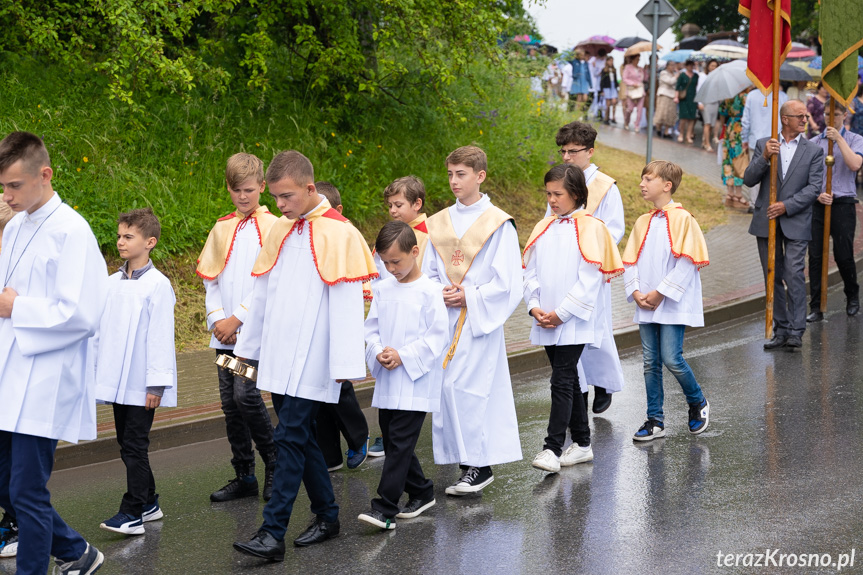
<box><xmin>671</xmin><ymin>0</ymin><xmax>819</xmax><ymax>43</ymax></box>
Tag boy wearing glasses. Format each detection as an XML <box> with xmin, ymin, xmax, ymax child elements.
<box><xmin>549</xmin><ymin>121</ymin><xmax>625</xmax><ymax>414</ymax></box>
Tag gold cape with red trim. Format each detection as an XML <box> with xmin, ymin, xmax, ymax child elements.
<box><xmin>196</xmin><ymin>206</ymin><xmax>278</xmax><ymax>280</ymax></box>
<box><xmin>251</xmin><ymin>199</ymin><xmax>378</xmax><ymax>284</ymax></box>
<box><xmin>621</xmin><ymin>201</ymin><xmax>709</xmax><ymax>269</ymax></box>
<box><xmin>425</xmin><ymin>205</ymin><xmax>513</xmax><ymax>285</ymax></box>
<box><xmin>522</xmin><ymin>211</ymin><xmax>624</xmax><ymax>282</ymax></box>
<box><xmin>585</xmin><ymin>170</ymin><xmax>615</xmax><ymax>215</ymax></box>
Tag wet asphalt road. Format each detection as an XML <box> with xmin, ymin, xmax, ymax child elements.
<box><xmin>11</xmin><ymin>286</ymin><xmax>863</xmax><ymax>575</ymax></box>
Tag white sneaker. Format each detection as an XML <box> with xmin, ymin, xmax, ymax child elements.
<box><xmin>531</xmin><ymin>450</ymin><xmax>561</xmax><ymax>473</ymax></box>
<box><xmin>0</xmin><ymin>539</ymin><xmax>16</xmax><ymax>558</ymax></box>
<box><xmin>559</xmin><ymin>444</ymin><xmax>594</xmax><ymax>466</ymax></box>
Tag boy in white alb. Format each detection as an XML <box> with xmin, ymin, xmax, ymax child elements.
<box><xmin>0</xmin><ymin>132</ymin><xmax>107</xmax><ymax>575</ymax></box>
<box><xmin>621</xmin><ymin>161</ymin><xmax>711</xmax><ymax>441</ymax></box>
<box><xmin>197</xmin><ymin>153</ymin><xmax>279</xmax><ymax>503</ymax></box>
<box><xmin>232</xmin><ymin>151</ymin><xmax>377</xmax><ymax>561</ymax></box>
<box><xmin>548</xmin><ymin>121</ymin><xmax>625</xmax><ymax>414</ymax></box>
<box><xmin>422</xmin><ymin>145</ymin><xmax>523</xmax><ymax>495</ymax></box>
<box><xmin>358</xmin><ymin>222</ymin><xmax>449</xmax><ymax>530</ymax></box>
<box><xmin>95</xmin><ymin>208</ymin><xmax>176</xmax><ymax>536</ymax></box>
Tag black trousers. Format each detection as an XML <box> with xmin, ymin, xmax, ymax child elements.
<box><xmin>113</xmin><ymin>404</ymin><xmax>157</xmax><ymax>517</ymax></box>
<box><xmin>371</xmin><ymin>409</ymin><xmax>433</xmax><ymax>518</ymax></box>
<box><xmin>808</xmin><ymin>199</ymin><xmax>859</xmax><ymax>310</ymax></box>
<box><xmin>316</xmin><ymin>380</ymin><xmax>369</xmax><ymax>468</ymax></box>
<box><xmin>216</xmin><ymin>351</ymin><xmax>276</xmax><ymax>477</ymax></box>
<box><xmin>544</xmin><ymin>345</ymin><xmax>588</xmax><ymax>456</ymax></box>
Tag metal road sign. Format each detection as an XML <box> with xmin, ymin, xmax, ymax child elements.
<box><xmin>636</xmin><ymin>0</ymin><xmax>679</xmax><ymax>38</ymax></box>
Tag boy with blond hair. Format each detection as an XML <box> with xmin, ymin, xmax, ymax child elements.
<box><xmin>95</xmin><ymin>208</ymin><xmax>176</xmax><ymax>536</ymax></box>
<box><xmin>197</xmin><ymin>153</ymin><xmax>279</xmax><ymax>502</ymax></box>
<box><xmin>622</xmin><ymin>161</ymin><xmax>710</xmax><ymax>442</ymax></box>
<box><xmin>422</xmin><ymin>145</ymin><xmax>522</xmax><ymax>494</ymax></box>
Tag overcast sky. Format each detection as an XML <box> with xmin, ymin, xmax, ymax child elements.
<box><xmin>524</xmin><ymin>0</ymin><xmax>679</xmax><ymax>65</ymax></box>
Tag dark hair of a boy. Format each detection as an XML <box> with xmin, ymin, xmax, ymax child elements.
<box><xmin>119</xmin><ymin>207</ymin><xmax>162</xmax><ymax>241</ymax></box>
<box><xmin>383</xmin><ymin>175</ymin><xmax>426</xmax><ymax>209</ymax></box>
<box><xmin>375</xmin><ymin>221</ymin><xmax>417</xmax><ymax>254</ymax></box>
<box><xmin>266</xmin><ymin>150</ymin><xmax>314</xmax><ymax>185</ymax></box>
<box><xmin>544</xmin><ymin>164</ymin><xmax>588</xmax><ymax>210</ymax></box>
<box><xmin>315</xmin><ymin>181</ymin><xmax>341</xmax><ymax>208</ymax></box>
<box><xmin>0</xmin><ymin>131</ymin><xmax>50</xmax><ymax>175</ymax></box>
<box><xmin>555</xmin><ymin>121</ymin><xmax>597</xmax><ymax>149</ymax></box>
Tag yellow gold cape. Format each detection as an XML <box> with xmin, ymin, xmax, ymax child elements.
<box><xmin>196</xmin><ymin>206</ymin><xmax>278</xmax><ymax>280</ymax></box>
<box><xmin>251</xmin><ymin>200</ymin><xmax>378</xmax><ymax>284</ymax></box>
<box><xmin>426</xmin><ymin>205</ymin><xmax>513</xmax><ymax>285</ymax></box>
<box><xmin>585</xmin><ymin>170</ymin><xmax>615</xmax><ymax>215</ymax></box>
<box><xmin>523</xmin><ymin>212</ymin><xmax>624</xmax><ymax>281</ymax></box>
<box><xmin>621</xmin><ymin>201</ymin><xmax>709</xmax><ymax>269</ymax></box>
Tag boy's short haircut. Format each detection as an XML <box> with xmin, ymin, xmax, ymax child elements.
<box><xmin>643</xmin><ymin>160</ymin><xmax>683</xmax><ymax>194</ymax></box>
<box><xmin>375</xmin><ymin>221</ymin><xmax>418</xmax><ymax>255</ymax></box>
<box><xmin>555</xmin><ymin>121</ymin><xmax>597</xmax><ymax>149</ymax></box>
<box><xmin>826</xmin><ymin>99</ymin><xmax>847</xmax><ymax>113</ymax></box>
<box><xmin>0</xmin><ymin>131</ymin><xmax>50</xmax><ymax>175</ymax></box>
<box><xmin>266</xmin><ymin>150</ymin><xmax>314</xmax><ymax>186</ymax></box>
<box><xmin>119</xmin><ymin>207</ymin><xmax>162</xmax><ymax>241</ymax></box>
<box><xmin>445</xmin><ymin>145</ymin><xmax>487</xmax><ymax>173</ymax></box>
<box><xmin>383</xmin><ymin>176</ymin><xmax>426</xmax><ymax>209</ymax></box>
<box><xmin>315</xmin><ymin>181</ymin><xmax>341</xmax><ymax>208</ymax></box>
<box><xmin>225</xmin><ymin>153</ymin><xmax>265</xmax><ymax>189</ymax></box>
<box><xmin>545</xmin><ymin>164</ymin><xmax>588</xmax><ymax>210</ymax></box>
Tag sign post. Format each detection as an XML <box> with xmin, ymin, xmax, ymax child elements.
<box><xmin>637</xmin><ymin>0</ymin><xmax>679</xmax><ymax>163</ymax></box>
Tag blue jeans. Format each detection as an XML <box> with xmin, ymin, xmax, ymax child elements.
<box><xmin>639</xmin><ymin>324</ymin><xmax>704</xmax><ymax>423</ymax></box>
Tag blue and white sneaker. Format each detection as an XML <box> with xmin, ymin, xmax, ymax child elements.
<box><xmin>633</xmin><ymin>419</ymin><xmax>666</xmax><ymax>442</ymax></box>
<box><xmin>142</xmin><ymin>497</ymin><xmax>163</xmax><ymax>523</ymax></box>
<box><xmin>346</xmin><ymin>438</ymin><xmax>369</xmax><ymax>469</ymax></box>
<box><xmin>0</xmin><ymin>512</ymin><xmax>18</xmax><ymax>558</ymax></box>
<box><xmin>688</xmin><ymin>399</ymin><xmax>710</xmax><ymax>434</ymax></box>
<box><xmin>0</xmin><ymin>536</ymin><xmax>16</xmax><ymax>558</ymax></box>
<box><xmin>100</xmin><ymin>512</ymin><xmax>145</xmax><ymax>536</ymax></box>
<box><xmin>368</xmin><ymin>437</ymin><xmax>385</xmax><ymax>458</ymax></box>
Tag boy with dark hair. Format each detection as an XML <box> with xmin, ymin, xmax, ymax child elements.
<box><xmin>95</xmin><ymin>208</ymin><xmax>176</xmax><ymax>536</ymax></box>
<box><xmin>0</xmin><ymin>131</ymin><xmax>108</xmax><ymax>574</ymax></box>
<box><xmin>232</xmin><ymin>151</ymin><xmax>377</xmax><ymax>561</ymax></box>
<box><xmin>622</xmin><ymin>161</ymin><xmax>710</xmax><ymax>441</ymax></box>
<box><xmin>358</xmin><ymin>221</ymin><xmax>449</xmax><ymax>530</ymax></box>
<box><xmin>552</xmin><ymin>120</ymin><xmax>626</xmax><ymax>414</ymax></box>
<box><xmin>198</xmin><ymin>152</ymin><xmax>279</xmax><ymax>503</ymax></box>
<box><xmin>312</xmin><ymin>180</ymin><xmax>371</xmax><ymax>471</ymax></box>
<box><xmin>423</xmin><ymin>145</ymin><xmax>523</xmax><ymax>494</ymax></box>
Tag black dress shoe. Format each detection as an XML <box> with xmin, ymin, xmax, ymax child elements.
<box><xmin>806</xmin><ymin>311</ymin><xmax>824</xmax><ymax>323</ymax></box>
<box><xmin>233</xmin><ymin>529</ymin><xmax>285</xmax><ymax>562</ymax></box>
<box><xmin>763</xmin><ymin>335</ymin><xmax>788</xmax><ymax>350</ymax></box>
<box><xmin>785</xmin><ymin>335</ymin><xmax>803</xmax><ymax>349</ymax></box>
<box><xmin>847</xmin><ymin>299</ymin><xmax>860</xmax><ymax>316</ymax></box>
<box><xmin>293</xmin><ymin>517</ymin><xmax>340</xmax><ymax>547</ymax></box>
<box><xmin>592</xmin><ymin>388</ymin><xmax>612</xmax><ymax>414</ymax></box>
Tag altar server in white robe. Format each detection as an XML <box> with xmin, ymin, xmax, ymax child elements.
<box><xmin>422</xmin><ymin>145</ymin><xmax>522</xmax><ymax>496</ymax></box>
<box><xmin>0</xmin><ymin>131</ymin><xmax>108</xmax><ymax>575</ymax></box>
<box><xmin>94</xmin><ymin>208</ymin><xmax>176</xmax><ymax>537</ymax></box>
<box><xmin>524</xmin><ymin>164</ymin><xmax>624</xmax><ymax>474</ymax></box>
<box><xmin>547</xmin><ymin>121</ymin><xmax>626</xmax><ymax>414</ymax></box>
<box><xmin>232</xmin><ymin>151</ymin><xmax>377</xmax><ymax>561</ymax></box>
<box><xmin>357</xmin><ymin>221</ymin><xmax>449</xmax><ymax>530</ymax></box>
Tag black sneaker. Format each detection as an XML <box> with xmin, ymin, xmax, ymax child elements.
<box><xmin>452</xmin><ymin>466</ymin><xmax>494</xmax><ymax>494</ymax></box>
<box><xmin>444</xmin><ymin>467</ymin><xmax>471</xmax><ymax>496</ymax></box>
<box><xmin>688</xmin><ymin>399</ymin><xmax>710</xmax><ymax>434</ymax></box>
<box><xmin>357</xmin><ymin>510</ymin><xmax>396</xmax><ymax>530</ymax></box>
<box><xmin>53</xmin><ymin>543</ymin><xmax>104</xmax><ymax>574</ymax></box>
<box><xmin>633</xmin><ymin>419</ymin><xmax>665</xmax><ymax>442</ymax></box>
<box><xmin>210</xmin><ymin>476</ymin><xmax>259</xmax><ymax>502</ymax></box>
<box><xmin>396</xmin><ymin>497</ymin><xmax>436</xmax><ymax>519</ymax></box>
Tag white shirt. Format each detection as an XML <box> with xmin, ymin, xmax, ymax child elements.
<box><xmin>623</xmin><ymin>206</ymin><xmax>704</xmax><ymax>327</ymax></box>
<box><xmin>94</xmin><ymin>268</ymin><xmax>177</xmax><ymax>407</ymax></box>
<box><xmin>203</xmin><ymin>218</ymin><xmax>260</xmax><ymax>349</ymax></box>
<box><xmin>0</xmin><ymin>193</ymin><xmax>108</xmax><ymax>442</ymax></box>
<box><xmin>779</xmin><ymin>133</ymin><xmax>803</xmax><ymax>178</ymax></box>
<box><xmin>365</xmin><ymin>275</ymin><xmax>449</xmax><ymax>413</ymax></box>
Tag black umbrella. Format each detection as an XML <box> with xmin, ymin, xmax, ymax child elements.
<box><xmin>779</xmin><ymin>62</ymin><xmax>814</xmax><ymax>82</ymax></box>
<box><xmin>678</xmin><ymin>35</ymin><xmax>709</xmax><ymax>50</ymax></box>
<box><xmin>615</xmin><ymin>36</ymin><xmax>649</xmax><ymax>49</ymax></box>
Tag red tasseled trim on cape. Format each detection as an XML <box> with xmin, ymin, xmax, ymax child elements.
<box><xmin>622</xmin><ymin>208</ymin><xmax>710</xmax><ymax>269</ymax></box>
<box><xmin>522</xmin><ymin>216</ymin><xmax>623</xmax><ymax>282</ymax></box>
<box><xmin>195</xmin><ymin>213</ymin><xmax>255</xmax><ymax>280</ymax></box>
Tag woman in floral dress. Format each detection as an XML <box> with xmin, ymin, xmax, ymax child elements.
<box><xmin>717</xmin><ymin>90</ymin><xmax>750</xmax><ymax>209</ymax></box>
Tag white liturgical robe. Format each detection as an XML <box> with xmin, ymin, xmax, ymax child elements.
<box><xmin>0</xmin><ymin>193</ymin><xmax>108</xmax><ymax>443</ymax></box>
<box><xmin>94</xmin><ymin>269</ymin><xmax>177</xmax><ymax>407</ymax></box>
<box><xmin>234</xmin><ymin>200</ymin><xmax>367</xmax><ymax>403</ymax></box>
<box><xmin>422</xmin><ymin>194</ymin><xmax>523</xmax><ymax>467</ymax></box>
<box><xmin>365</xmin><ymin>275</ymin><xmax>449</xmax><ymax>413</ymax></box>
